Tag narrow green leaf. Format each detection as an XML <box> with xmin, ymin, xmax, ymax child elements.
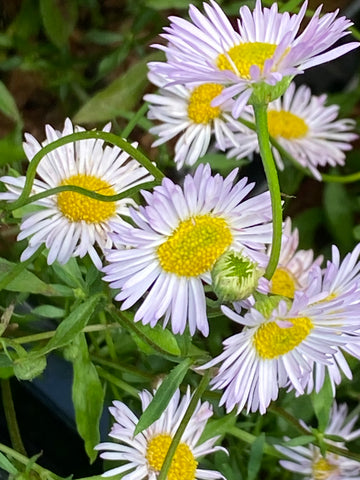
<box><xmin>0</xmin><ymin>257</ymin><xmax>60</xmax><ymax>296</ymax></box>
<box><xmin>0</xmin><ymin>80</ymin><xmax>21</xmax><ymax>123</ymax></box>
<box><xmin>285</xmin><ymin>435</ymin><xmax>316</xmax><ymax>447</ymax></box>
<box><xmin>311</xmin><ymin>375</ymin><xmax>333</xmax><ymax>433</ymax></box>
<box><xmin>247</xmin><ymin>433</ymin><xmax>265</xmax><ymax>480</ymax></box>
<box><xmin>200</xmin><ymin>412</ymin><xmax>237</xmax><ymax>443</ymax></box>
<box><xmin>32</xmin><ymin>305</ymin><xmax>65</xmax><ymax>319</ymax></box>
<box><xmin>73</xmin><ymin>52</ymin><xmax>164</xmax><ymax>124</ymax></box>
<box><xmin>130</xmin><ymin>321</ymin><xmax>181</xmax><ymax>356</ymax></box>
<box><xmin>42</xmin><ymin>294</ymin><xmax>103</xmax><ymax>354</ymax></box>
<box><xmin>0</xmin><ymin>452</ymin><xmax>18</xmax><ymax>475</ymax></box>
<box><xmin>71</xmin><ymin>333</ymin><xmax>104</xmax><ymax>463</ymax></box>
<box><xmin>39</xmin><ymin>0</ymin><xmax>78</xmax><ymax>48</ymax></box>
<box><xmin>134</xmin><ymin>358</ymin><xmax>193</xmax><ymax>435</ymax></box>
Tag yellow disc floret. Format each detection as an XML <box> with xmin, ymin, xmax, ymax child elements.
<box><xmin>270</xmin><ymin>267</ymin><xmax>296</xmax><ymax>298</ymax></box>
<box><xmin>267</xmin><ymin>110</ymin><xmax>309</xmax><ymax>139</ymax></box>
<box><xmin>146</xmin><ymin>434</ymin><xmax>197</xmax><ymax>480</ymax></box>
<box><xmin>57</xmin><ymin>174</ymin><xmax>116</xmax><ymax>223</ymax></box>
<box><xmin>253</xmin><ymin>316</ymin><xmax>313</xmax><ymax>359</ymax></box>
<box><xmin>217</xmin><ymin>42</ymin><xmax>278</xmax><ymax>79</ymax></box>
<box><xmin>157</xmin><ymin>214</ymin><xmax>233</xmax><ymax>277</ymax></box>
<box><xmin>187</xmin><ymin>83</ymin><xmax>224</xmax><ymax>124</ymax></box>
<box><xmin>312</xmin><ymin>457</ymin><xmax>337</xmax><ymax>480</ymax></box>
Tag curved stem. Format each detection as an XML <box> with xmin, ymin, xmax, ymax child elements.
<box><xmin>157</xmin><ymin>371</ymin><xmax>211</xmax><ymax>480</ymax></box>
<box><xmin>6</xmin><ymin>131</ymin><xmax>165</xmax><ymax>212</ymax></box>
<box><xmin>1</xmin><ymin>380</ymin><xmax>27</xmax><ymax>457</ymax></box>
<box><xmin>253</xmin><ymin>103</ymin><xmax>282</xmax><ymax>280</ymax></box>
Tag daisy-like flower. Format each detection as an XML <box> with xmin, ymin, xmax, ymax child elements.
<box><xmin>103</xmin><ymin>163</ymin><xmax>272</xmax><ymax>336</ymax></box>
<box><xmin>269</xmin><ymin>217</ymin><xmax>323</xmax><ymax>298</ymax></box>
<box><xmin>301</xmin><ymin>244</ymin><xmax>360</xmax><ymax>395</ymax></box>
<box><xmin>152</xmin><ymin>0</ymin><xmax>359</xmax><ymax>118</ymax></box>
<box><xmin>201</xmin><ymin>285</ymin><xmax>360</xmax><ymax>414</ymax></box>
<box><xmin>276</xmin><ymin>402</ymin><xmax>360</xmax><ymax>479</ymax></box>
<box><xmin>0</xmin><ymin>119</ymin><xmax>153</xmax><ymax>268</ymax></box>
<box><xmin>95</xmin><ymin>387</ymin><xmax>226</xmax><ymax>480</ymax></box>
<box><xmin>226</xmin><ymin>83</ymin><xmax>358</xmax><ymax>180</ymax></box>
<box><xmin>144</xmin><ymin>70</ymin><xmax>243</xmax><ymax>169</ymax></box>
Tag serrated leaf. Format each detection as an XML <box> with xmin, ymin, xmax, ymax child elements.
<box><xmin>39</xmin><ymin>0</ymin><xmax>77</xmax><ymax>48</ymax></box>
<box><xmin>247</xmin><ymin>433</ymin><xmax>265</xmax><ymax>480</ymax></box>
<box><xmin>0</xmin><ymin>452</ymin><xmax>18</xmax><ymax>475</ymax></box>
<box><xmin>0</xmin><ymin>80</ymin><xmax>21</xmax><ymax>123</ymax></box>
<box><xmin>311</xmin><ymin>375</ymin><xmax>333</xmax><ymax>433</ymax></box>
<box><xmin>71</xmin><ymin>333</ymin><xmax>104</xmax><ymax>462</ymax></box>
<box><xmin>73</xmin><ymin>52</ymin><xmax>164</xmax><ymax>124</ymax></box>
<box><xmin>42</xmin><ymin>294</ymin><xmax>103</xmax><ymax>355</ymax></box>
<box><xmin>134</xmin><ymin>358</ymin><xmax>192</xmax><ymax>435</ymax></box>
<box><xmin>0</xmin><ymin>258</ymin><xmax>60</xmax><ymax>296</ymax></box>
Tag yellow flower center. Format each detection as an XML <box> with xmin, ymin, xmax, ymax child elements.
<box><xmin>217</xmin><ymin>42</ymin><xmax>278</xmax><ymax>79</ymax></box>
<box><xmin>267</xmin><ymin>110</ymin><xmax>309</xmax><ymax>139</ymax></box>
<box><xmin>157</xmin><ymin>214</ymin><xmax>233</xmax><ymax>277</ymax></box>
<box><xmin>187</xmin><ymin>83</ymin><xmax>224</xmax><ymax>124</ymax></box>
<box><xmin>312</xmin><ymin>457</ymin><xmax>337</xmax><ymax>480</ymax></box>
<box><xmin>146</xmin><ymin>434</ymin><xmax>197</xmax><ymax>480</ymax></box>
<box><xmin>253</xmin><ymin>317</ymin><xmax>313</xmax><ymax>359</ymax></box>
<box><xmin>270</xmin><ymin>268</ymin><xmax>296</xmax><ymax>298</ymax></box>
<box><xmin>57</xmin><ymin>174</ymin><xmax>116</xmax><ymax>223</ymax></box>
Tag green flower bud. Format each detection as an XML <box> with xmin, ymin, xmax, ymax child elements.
<box><xmin>211</xmin><ymin>250</ymin><xmax>264</xmax><ymax>302</ymax></box>
<box><xmin>249</xmin><ymin>75</ymin><xmax>293</xmax><ymax>106</ymax></box>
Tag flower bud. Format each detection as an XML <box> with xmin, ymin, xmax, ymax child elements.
<box><xmin>211</xmin><ymin>250</ymin><xmax>264</xmax><ymax>302</ymax></box>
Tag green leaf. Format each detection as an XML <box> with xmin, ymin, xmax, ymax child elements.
<box><xmin>0</xmin><ymin>134</ymin><xmax>25</xmax><ymax>166</ymax></box>
<box><xmin>39</xmin><ymin>0</ymin><xmax>78</xmax><ymax>48</ymax></box>
<box><xmin>200</xmin><ymin>412</ymin><xmax>237</xmax><ymax>443</ymax></box>
<box><xmin>311</xmin><ymin>375</ymin><xmax>333</xmax><ymax>433</ymax></box>
<box><xmin>73</xmin><ymin>52</ymin><xmax>164</xmax><ymax>124</ymax></box>
<box><xmin>0</xmin><ymin>80</ymin><xmax>21</xmax><ymax>124</ymax></box>
<box><xmin>134</xmin><ymin>358</ymin><xmax>192</xmax><ymax>435</ymax></box>
<box><xmin>0</xmin><ymin>452</ymin><xmax>18</xmax><ymax>475</ymax></box>
<box><xmin>130</xmin><ymin>321</ymin><xmax>181</xmax><ymax>357</ymax></box>
<box><xmin>32</xmin><ymin>305</ymin><xmax>65</xmax><ymax>319</ymax></box>
<box><xmin>285</xmin><ymin>435</ymin><xmax>316</xmax><ymax>447</ymax></box>
<box><xmin>247</xmin><ymin>433</ymin><xmax>265</xmax><ymax>480</ymax></box>
<box><xmin>71</xmin><ymin>333</ymin><xmax>104</xmax><ymax>462</ymax></box>
<box><xmin>0</xmin><ymin>353</ymin><xmax>14</xmax><ymax>379</ymax></box>
<box><xmin>0</xmin><ymin>258</ymin><xmax>61</xmax><ymax>296</ymax></box>
<box><xmin>13</xmin><ymin>354</ymin><xmax>47</xmax><ymax>381</ymax></box>
<box><xmin>42</xmin><ymin>294</ymin><xmax>103</xmax><ymax>355</ymax></box>
<box><xmin>51</xmin><ymin>258</ymin><xmax>86</xmax><ymax>289</ymax></box>
<box><xmin>324</xmin><ymin>182</ymin><xmax>354</xmax><ymax>252</ymax></box>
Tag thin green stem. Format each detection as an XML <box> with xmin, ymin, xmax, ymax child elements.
<box><xmin>0</xmin><ymin>442</ymin><xmax>63</xmax><ymax>480</ymax></box>
<box><xmin>91</xmin><ymin>355</ymin><xmax>153</xmax><ymax>380</ymax></box>
<box><xmin>228</xmin><ymin>426</ymin><xmax>280</xmax><ymax>457</ymax></box>
<box><xmin>96</xmin><ymin>366</ymin><xmax>139</xmax><ymax>398</ymax></box>
<box><xmin>157</xmin><ymin>371</ymin><xmax>211</xmax><ymax>480</ymax></box>
<box><xmin>239</xmin><ymin>117</ymin><xmax>360</xmax><ymax>184</ymax></box>
<box><xmin>121</xmin><ymin>102</ymin><xmax>148</xmax><ymax>138</ymax></box>
<box><xmin>0</xmin><ymin>245</ymin><xmax>45</xmax><ymax>293</ymax></box>
<box><xmin>1</xmin><ymin>380</ymin><xmax>27</xmax><ymax>457</ymax></box>
<box><xmin>5</xmin><ymin>130</ymin><xmax>165</xmax><ymax>212</ymax></box>
<box><xmin>253</xmin><ymin>103</ymin><xmax>282</xmax><ymax>280</ymax></box>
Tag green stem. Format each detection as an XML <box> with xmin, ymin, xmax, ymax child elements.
<box><xmin>96</xmin><ymin>366</ymin><xmax>139</xmax><ymax>398</ymax></box>
<box><xmin>1</xmin><ymin>380</ymin><xmax>27</xmax><ymax>457</ymax></box>
<box><xmin>239</xmin><ymin>117</ymin><xmax>360</xmax><ymax>184</ymax></box>
<box><xmin>157</xmin><ymin>371</ymin><xmax>211</xmax><ymax>480</ymax></box>
<box><xmin>253</xmin><ymin>103</ymin><xmax>282</xmax><ymax>280</ymax></box>
<box><xmin>91</xmin><ymin>355</ymin><xmax>153</xmax><ymax>380</ymax></box>
<box><xmin>121</xmin><ymin>102</ymin><xmax>148</xmax><ymax>138</ymax></box>
<box><xmin>0</xmin><ymin>442</ymin><xmax>62</xmax><ymax>480</ymax></box>
<box><xmin>8</xmin><ymin>180</ymin><xmax>158</xmax><ymax>212</ymax></box>
<box><xmin>228</xmin><ymin>426</ymin><xmax>280</xmax><ymax>458</ymax></box>
<box><xmin>0</xmin><ymin>245</ymin><xmax>45</xmax><ymax>293</ymax></box>
<box><xmin>6</xmin><ymin>130</ymin><xmax>165</xmax><ymax>212</ymax></box>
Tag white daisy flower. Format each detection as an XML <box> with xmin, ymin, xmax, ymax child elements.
<box><xmin>276</xmin><ymin>402</ymin><xmax>360</xmax><ymax>479</ymax></box>
<box><xmin>226</xmin><ymin>83</ymin><xmax>358</xmax><ymax>180</ymax></box>
<box><xmin>269</xmin><ymin>217</ymin><xmax>323</xmax><ymax>298</ymax></box>
<box><xmin>151</xmin><ymin>0</ymin><xmax>359</xmax><ymax>118</ymax></box>
<box><xmin>0</xmin><ymin>118</ymin><xmax>153</xmax><ymax>269</ymax></box>
<box><xmin>103</xmin><ymin>163</ymin><xmax>272</xmax><ymax>336</ymax></box>
<box><xmin>301</xmin><ymin>244</ymin><xmax>360</xmax><ymax>395</ymax></box>
<box><xmin>201</xmin><ymin>287</ymin><xmax>360</xmax><ymax>414</ymax></box>
<box><xmin>95</xmin><ymin>387</ymin><xmax>226</xmax><ymax>480</ymax></box>
<box><xmin>144</xmin><ymin>70</ymin><xmax>243</xmax><ymax>169</ymax></box>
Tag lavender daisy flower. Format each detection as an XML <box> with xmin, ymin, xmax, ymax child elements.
<box><xmin>152</xmin><ymin>0</ymin><xmax>359</xmax><ymax>117</ymax></box>
<box><xmin>103</xmin><ymin>164</ymin><xmax>272</xmax><ymax>336</ymax></box>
